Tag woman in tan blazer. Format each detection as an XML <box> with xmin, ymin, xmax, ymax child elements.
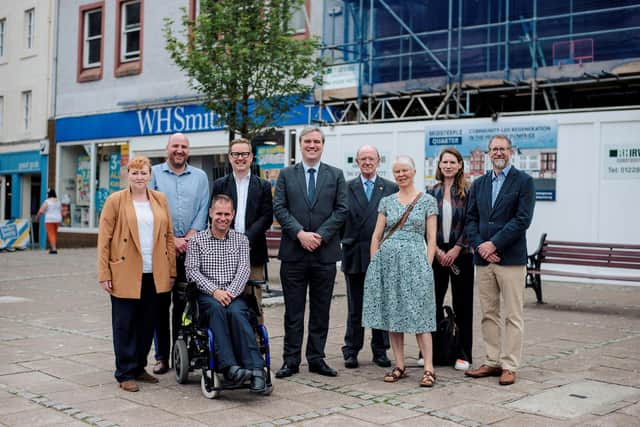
<box><xmin>98</xmin><ymin>156</ymin><xmax>176</xmax><ymax>392</ymax></box>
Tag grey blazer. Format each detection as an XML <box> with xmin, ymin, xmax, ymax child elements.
<box><xmin>341</xmin><ymin>176</ymin><xmax>398</xmax><ymax>274</ymax></box>
<box><xmin>273</xmin><ymin>162</ymin><xmax>349</xmax><ymax>263</ymax></box>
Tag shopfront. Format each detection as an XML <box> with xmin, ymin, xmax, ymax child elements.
<box><xmin>0</xmin><ymin>150</ymin><xmax>48</xmax><ymax>248</ymax></box>
<box><xmin>54</xmin><ymin>103</ymin><xmax>297</xmax><ymax>242</ymax></box>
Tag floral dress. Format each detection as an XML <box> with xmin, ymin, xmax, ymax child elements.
<box><xmin>362</xmin><ymin>193</ymin><xmax>438</xmax><ymax>333</ymax></box>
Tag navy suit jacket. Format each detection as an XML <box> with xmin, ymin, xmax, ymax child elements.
<box><xmin>273</xmin><ymin>162</ymin><xmax>348</xmax><ymax>263</ymax></box>
<box><xmin>341</xmin><ymin>175</ymin><xmax>398</xmax><ymax>274</ymax></box>
<box><xmin>465</xmin><ymin>166</ymin><xmax>536</xmax><ymax>266</ymax></box>
<box><xmin>211</xmin><ymin>174</ymin><xmax>273</xmax><ymax>266</ymax></box>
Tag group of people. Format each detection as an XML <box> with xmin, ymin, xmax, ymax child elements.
<box><xmin>96</xmin><ymin>126</ymin><xmax>535</xmax><ymax>394</ymax></box>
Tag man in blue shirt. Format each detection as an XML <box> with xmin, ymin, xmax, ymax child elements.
<box><xmin>149</xmin><ymin>132</ymin><xmax>210</xmax><ymax>374</ymax></box>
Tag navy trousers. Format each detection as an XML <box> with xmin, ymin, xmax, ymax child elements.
<box><xmin>111</xmin><ymin>273</ymin><xmax>159</xmax><ymax>382</ymax></box>
<box><xmin>197</xmin><ymin>295</ymin><xmax>264</xmax><ymax>370</ymax></box>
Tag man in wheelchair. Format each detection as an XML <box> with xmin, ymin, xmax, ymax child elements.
<box><xmin>185</xmin><ymin>194</ymin><xmax>267</xmax><ymax>394</ymax></box>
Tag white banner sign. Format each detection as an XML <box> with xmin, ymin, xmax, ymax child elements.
<box><xmin>603</xmin><ymin>145</ymin><xmax>640</xmax><ymax>179</ymax></box>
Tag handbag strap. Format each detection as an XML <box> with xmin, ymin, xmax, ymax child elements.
<box><xmin>380</xmin><ymin>192</ymin><xmax>422</xmax><ymax>244</ymax></box>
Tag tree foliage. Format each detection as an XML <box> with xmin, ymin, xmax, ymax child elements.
<box><xmin>164</xmin><ymin>0</ymin><xmax>323</xmax><ymax>139</ymax></box>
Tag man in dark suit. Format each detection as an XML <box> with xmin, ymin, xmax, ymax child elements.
<box><xmin>341</xmin><ymin>145</ymin><xmax>398</xmax><ymax>369</ymax></box>
<box><xmin>211</xmin><ymin>138</ymin><xmax>273</xmax><ymax>311</ymax></box>
<box><xmin>464</xmin><ymin>134</ymin><xmax>536</xmax><ymax>386</ymax></box>
<box><xmin>273</xmin><ymin>126</ymin><xmax>349</xmax><ymax>378</ymax></box>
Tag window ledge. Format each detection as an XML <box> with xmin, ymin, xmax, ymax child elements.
<box><xmin>20</xmin><ymin>52</ymin><xmax>38</xmax><ymax>61</ymax></box>
<box><xmin>115</xmin><ymin>60</ymin><xmax>141</xmax><ymax>77</ymax></box>
<box><xmin>78</xmin><ymin>67</ymin><xmax>103</xmax><ymax>82</ymax></box>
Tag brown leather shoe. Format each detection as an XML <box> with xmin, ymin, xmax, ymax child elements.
<box><xmin>119</xmin><ymin>380</ymin><xmax>139</xmax><ymax>392</ymax></box>
<box><xmin>464</xmin><ymin>364</ymin><xmax>503</xmax><ymax>378</ymax></box>
<box><xmin>153</xmin><ymin>360</ymin><xmax>169</xmax><ymax>375</ymax></box>
<box><xmin>136</xmin><ymin>371</ymin><xmax>159</xmax><ymax>383</ymax></box>
<box><xmin>499</xmin><ymin>369</ymin><xmax>516</xmax><ymax>385</ymax></box>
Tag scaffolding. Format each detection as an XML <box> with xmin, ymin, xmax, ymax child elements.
<box><xmin>314</xmin><ymin>0</ymin><xmax>640</xmax><ymax>124</ymax></box>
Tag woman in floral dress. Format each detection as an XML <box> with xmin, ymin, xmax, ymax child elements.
<box><xmin>363</xmin><ymin>155</ymin><xmax>439</xmax><ymax>387</ymax></box>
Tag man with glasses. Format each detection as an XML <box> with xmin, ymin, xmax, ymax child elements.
<box><xmin>341</xmin><ymin>145</ymin><xmax>397</xmax><ymax>369</ymax></box>
<box><xmin>211</xmin><ymin>138</ymin><xmax>273</xmax><ymax>308</ymax></box>
<box><xmin>464</xmin><ymin>134</ymin><xmax>535</xmax><ymax>386</ymax></box>
<box><xmin>150</xmin><ymin>132</ymin><xmax>210</xmax><ymax>375</ymax></box>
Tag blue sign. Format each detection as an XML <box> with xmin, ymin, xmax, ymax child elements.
<box><xmin>0</xmin><ymin>150</ymin><xmax>41</xmax><ymax>174</ymax></box>
<box><xmin>56</xmin><ymin>100</ymin><xmax>330</xmax><ymax>143</ymax></box>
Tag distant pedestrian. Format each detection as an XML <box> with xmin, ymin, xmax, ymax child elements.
<box><xmin>464</xmin><ymin>135</ymin><xmax>535</xmax><ymax>386</ymax></box>
<box><xmin>341</xmin><ymin>145</ymin><xmax>397</xmax><ymax>369</ymax></box>
<box><xmin>149</xmin><ymin>132</ymin><xmax>210</xmax><ymax>375</ymax></box>
<box><xmin>363</xmin><ymin>155</ymin><xmax>439</xmax><ymax>387</ymax></box>
<box><xmin>36</xmin><ymin>189</ymin><xmax>62</xmax><ymax>254</ymax></box>
<box><xmin>97</xmin><ymin>156</ymin><xmax>176</xmax><ymax>392</ymax></box>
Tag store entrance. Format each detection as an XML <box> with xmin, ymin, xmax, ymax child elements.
<box><xmin>28</xmin><ymin>174</ymin><xmax>42</xmax><ymax>245</ymax></box>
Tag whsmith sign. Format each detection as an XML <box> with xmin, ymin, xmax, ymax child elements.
<box><xmin>55</xmin><ymin>103</ymin><xmax>314</xmax><ymax>142</ymax></box>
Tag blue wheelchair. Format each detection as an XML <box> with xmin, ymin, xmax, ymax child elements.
<box><xmin>172</xmin><ymin>280</ymin><xmax>273</xmax><ymax>398</ymax></box>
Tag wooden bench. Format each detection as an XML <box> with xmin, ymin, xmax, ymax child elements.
<box><xmin>526</xmin><ymin>233</ymin><xmax>640</xmax><ymax>304</ymax></box>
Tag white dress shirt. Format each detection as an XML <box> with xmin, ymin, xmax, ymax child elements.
<box><xmin>234</xmin><ymin>173</ymin><xmax>250</xmax><ymax>234</ymax></box>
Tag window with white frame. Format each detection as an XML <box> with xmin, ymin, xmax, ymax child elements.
<box><xmin>22</xmin><ymin>90</ymin><xmax>31</xmax><ymax>130</ymax></box>
<box><xmin>289</xmin><ymin>2</ymin><xmax>307</xmax><ymax>34</ymax></box>
<box><xmin>0</xmin><ymin>96</ymin><xmax>4</xmax><ymax>131</ymax></box>
<box><xmin>0</xmin><ymin>18</ymin><xmax>6</xmax><ymax>58</ymax></box>
<box><xmin>120</xmin><ymin>0</ymin><xmax>140</xmax><ymax>62</ymax></box>
<box><xmin>24</xmin><ymin>8</ymin><xmax>35</xmax><ymax>49</ymax></box>
<box><xmin>83</xmin><ymin>8</ymin><xmax>102</xmax><ymax>68</ymax></box>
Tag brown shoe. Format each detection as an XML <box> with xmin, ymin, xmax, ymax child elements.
<box><xmin>499</xmin><ymin>369</ymin><xmax>516</xmax><ymax>385</ymax></box>
<box><xmin>464</xmin><ymin>364</ymin><xmax>503</xmax><ymax>378</ymax></box>
<box><xmin>153</xmin><ymin>360</ymin><xmax>169</xmax><ymax>375</ymax></box>
<box><xmin>136</xmin><ymin>371</ymin><xmax>159</xmax><ymax>383</ymax></box>
<box><xmin>119</xmin><ymin>380</ymin><xmax>139</xmax><ymax>392</ymax></box>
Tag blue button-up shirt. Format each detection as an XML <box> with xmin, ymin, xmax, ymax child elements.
<box><xmin>491</xmin><ymin>163</ymin><xmax>512</xmax><ymax>207</ymax></box>
<box><xmin>150</xmin><ymin>162</ymin><xmax>210</xmax><ymax>237</ymax></box>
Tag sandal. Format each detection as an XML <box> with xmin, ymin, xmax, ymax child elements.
<box><xmin>384</xmin><ymin>366</ymin><xmax>407</xmax><ymax>383</ymax></box>
<box><xmin>420</xmin><ymin>370</ymin><xmax>436</xmax><ymax>387</ymax></box>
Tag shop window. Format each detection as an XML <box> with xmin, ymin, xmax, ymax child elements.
<box><xmin>24</xmin><ymin>8</ymin><xmax>35</xmax><ymax>50</ymax></box>
<box><xmin>77</xmin><ymin>2</ymin><xmax>104</xmax><ymax>82</ymax></box>
<box><xmin>115</xmin><ymin>0</ymin><xmax>143</xmax><ymax>77</ymax></box>
<box><xmin>22</xmin><ymin>90</ymin><xmax>31</xmax><ymax>130</ymax></box>
<box><xmin>58</xmin><ymin>142</ymin><xmax>129</xmax><ymax>229</ymax></box>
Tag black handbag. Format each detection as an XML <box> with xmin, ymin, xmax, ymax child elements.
<box><xmin>432</xmin><ymin>305</ymin><xmax>463</xmax><ymax>366</ymax></box>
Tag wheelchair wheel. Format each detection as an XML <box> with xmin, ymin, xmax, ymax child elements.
<box><xmin>201</xmin><ymin>370</ymin><xmax>221</xmax><ymax>399</ymax></box>
<box><xmin>174</xmin><ymin>339</ymin><xmax>189</xmax><ymax>384</ymax></box>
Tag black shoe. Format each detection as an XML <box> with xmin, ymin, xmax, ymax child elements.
<box><xmin>309</xmin><ymin>360</ymin><xmax>338</xmax><ymax>377</ymax></box>
<box><xmin>344</xmin><ymin>355</ymin><xmax>358</xmax><ymax>369</ymax></box>
<box><xmin>250</xmin><ymin>369</ymin><xmax>268</xmax><ymax>393</ymax></box>
<box><xmin>49</xmin><ymin>250</ymin><xmax>57</xmax><ymax>254</ymax></box>
<box><xmin>275</xmin><ymin>363</ymin><xmax>299</xmax><ymax>379</ymax></box>
<box><xmin>373</xmin><ymin>354</ymin><xmax>392</xmax><ymax>368</ymax></box>
<box><xmin>224</xmin><ymin>365</ymin><xmax>252</xmax><ymax>385</ymax></box>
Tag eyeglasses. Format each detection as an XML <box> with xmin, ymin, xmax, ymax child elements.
<box><xmin>229</xmin><ymin>152</ymin><xmax>251</xmax><ymax>159</ymax></box>
<box><xmin>489</xmin><ymin>147</ymin><xmax>510</xmax><ymax>153</ymax></box>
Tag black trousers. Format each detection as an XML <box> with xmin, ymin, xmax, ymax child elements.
<box><xmin>433</xmin><ymin>248</ymin><xmax>475</xmax><ymax>363</ymax></box>
<box><xmin>197</xmin><ymin>295</ymin><xmax>264</xmax><ymax>370</ymax></box>
<box><xmin>111</xmin><ymin>273</ymin><xmax>158</xmax><ymax>382</ymax></box>
<box><xmin>153</xmin><ymin>253</ymin><xmax>186</xmax><ymax>362</ymax></box>
<box><xmin>280</xmin><ymin>257</ymin><xmax>336</xmax><ymax>367</ymax></box>
<box><xmin>342</xmin><ymin>272</ymin><xmax>389</xmax><ymax>359</ymax></box>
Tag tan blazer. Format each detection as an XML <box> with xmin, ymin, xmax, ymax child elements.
<box><xmin>97</xmin><ymin>189</ymin><xmax>177</xmax><ymax>299</ymax></box>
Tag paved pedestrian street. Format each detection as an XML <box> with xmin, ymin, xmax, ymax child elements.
<box><xmin>1</xmin><ymin>248</ymin><xmax>639</xmax><ymax>426</ymax></box>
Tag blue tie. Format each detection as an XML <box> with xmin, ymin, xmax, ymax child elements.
<box><xmin>364</xmin><ymin>180</ymin><xmax>373</xmax><ymax>201</ymax></box>
<box><xmin>308</xmin><ymin>168</ymin><xmax>316</xmax><ymax>202</ymax></box>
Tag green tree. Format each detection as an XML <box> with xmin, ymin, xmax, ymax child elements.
<box><xmin>164</xmin><ymin>0</ymin><xmax>324</xmax><ymax>140</ymax></box>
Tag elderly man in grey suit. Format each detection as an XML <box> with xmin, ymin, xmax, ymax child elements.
<box><xmin>273</xmin><ymin>126</ymin><xmax>349</xmax><ymax>378</ymax></box>
<box><xmin>341</xmin><ymin>145</ymin><xmax>398</xmax><ymax>369</ymax></box>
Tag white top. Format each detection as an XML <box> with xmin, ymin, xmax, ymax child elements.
<box><xmin>133</xmin><ymin>200</ymin><xmax>154</xmax><ymax>273</ymax></box>
<box><xmin>442</xmin><ymin>198</ymin><xmax>452</xmax><ymax>244</ymax></box>
<box><xmin>44</xmin><ymin>198</ymin><xmax>62</xmax><ymax>223</ymax></box>
<box><xmin>234</xmin><ymin>173</ymin><xmax>250</xmax><ymax>234</ymax></box>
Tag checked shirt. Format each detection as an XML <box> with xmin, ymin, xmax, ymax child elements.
<box><xmin>185</xmin><ymin>228</ymin><xmax>250</xmax><ymax>298</ymax></box>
